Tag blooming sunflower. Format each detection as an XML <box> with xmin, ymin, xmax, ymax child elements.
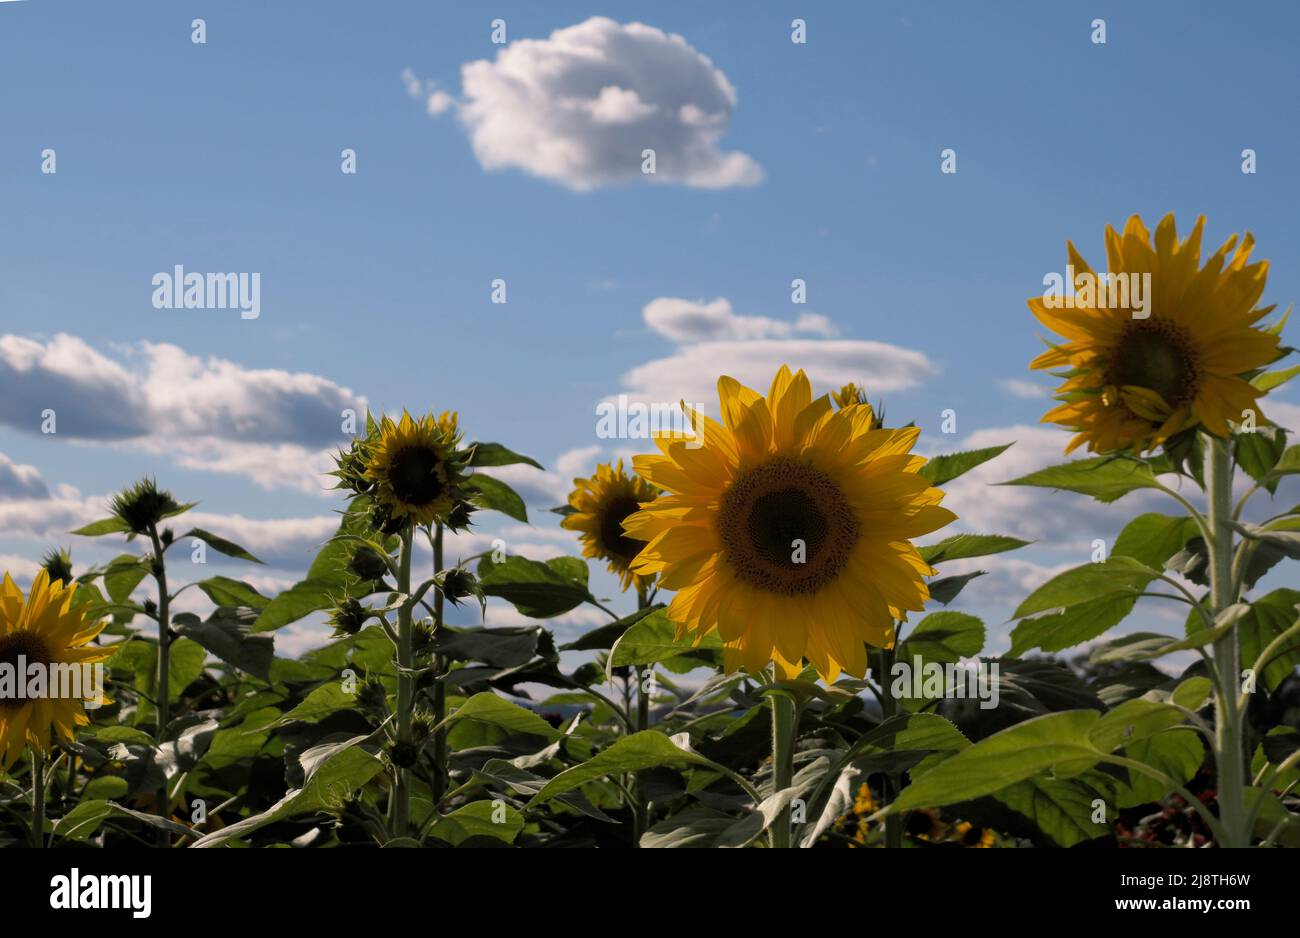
<box><xmin>561</xmin><ymin>460</ymin><xmax>657</xmax><ymax>592</ymax></box>
<box><xmin>0</xmin><ymin>570</ymin><xmax>112</xmax><ymax>769</ymax></box>
<box><xmin>1030</xmin><ymin>214</ymin><xmax>1282</xmax><ymax>454</ymax></box>
<box><xmin>625</xmin><ymin>366</ymin><xmax>955</xmax><ymax>681</ymax></box>
<box><xmin>365</xmin><ymin>411</ymin><xmax>462</xmax><ymax>527</ymax></box>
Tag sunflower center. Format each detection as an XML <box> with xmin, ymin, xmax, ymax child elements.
<box><xmin>1109</xmin><ymin>320</ymin><xmax>1201</xmax><ymax>408</ymax></box>
<box><xmin>388</xmin><ymin>446</ymin><xmax>445</xmax><ymax>506</ymax></box>
<box><xmin>599</xmin><ymin>496</ymin><xmax>644</xmax><ymax>563</ymax></box>
<box><xmin>0</xmin><ymin>631</ymin><xmax>52</xmax><ymax>711</ymax></box>
<box><xmin>717</xmin><ymin>457</ymin><xmax>859</xmax><ymax>596</ymax></box>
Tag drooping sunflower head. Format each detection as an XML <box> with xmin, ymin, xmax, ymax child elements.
<box><xmin>625</xmin><ymin>365</ymin><xmax>955</xmax><ymax>681</ymax></box>
<box><xmin>0</xmin><ymin>570</ymin><xmax>113</xmax><ymax>768</ymax></box>
<box><xmin>364</xmin><ymin>410</ymin><xmax>465</xmax><ymax>528</ymax></box>
<box><xmin>1029</xmin><ymin>214</ymin><xmax>1284</xmax><ymax>455</ymax></box>
<box><xmin>39</xmin><ymin>547</ymin><xmax>74</xmax><ymax>587</ymax></box>
<box><xmin>561</xmin><ymin>460</ymin><xmax>657</xmax><ymax>592</ymax></box>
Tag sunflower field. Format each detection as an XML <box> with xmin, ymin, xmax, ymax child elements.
<box><xmin>3</xmin><ymin>212</ymin><xmax>1298</xmax><ymax>863</ymax></box>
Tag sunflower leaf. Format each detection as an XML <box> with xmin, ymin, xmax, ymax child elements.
<box><xmin>478</xmin><ymin>555</ymin><xmax>591</xmax><ymax>618</ymax></box>
<box><xmin>1001</xmin><ymin>456</ymin><xmax>1159</xmax><ymax>503</ymax></box>
<box><xmin>70</xmin><ymin>517</ymin><xmax>132</xmax><ymax>537</ymax></box>
<box><xmin>179</xmin><ymin>528</ymin><xmax>264</xmax><ymax>564</ymax></box>
<box><xmin>918</xmin><ymin>444</ymin><xmax>1012</xmax><ymax>486</ymax></box>
<box><xmin>465</xmin><ymin>442</ymin><xmax>544</xmax><ymax>471</ymax></box>
<box><xmin>608</xmin><ymin>608</ymin><xmax>722</xmax><ymax>674</ymax></box>
<box><xmin>1013</xmin><ymin>557</ymin><xmax>1157</xmax><ymax>619</ymax></box>
<box><xmin>918</xmin><ymin>534</ymin><xmax>1029</xmax><ymax>565</ymax></box>
<box><xmin>464</xmin><ymin>473</ymin><xmax>528</xmax><ymax>523</ymax></box>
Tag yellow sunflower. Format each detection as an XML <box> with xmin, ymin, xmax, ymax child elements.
<box><xmin>625</xmin><ymin>365</ymin><xmax>955</xmax><ymax>681</ymax></box>
<box><xmin>561</xmin><ymin>461</ymin><xmax>657</xmax><ymax>592</ymax></box>
<box><xmin>0</xmin><ymin>570</ymin><xmax>112</xmax><ymax>769</ymax></box>
<box><xmin>366</xmin><ymin>410</ymin><xmax>461</xmax><ymax>527</ymax></box>
<box><xmin>1030</xmin><ymin>214</ymin><xmax>1281</xmax><ymax>454</ymax></box>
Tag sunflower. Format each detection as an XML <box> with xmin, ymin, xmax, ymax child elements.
<box><xmin>0</xmin><ymin>570</ymin><xmax>112</xmax><ymax>769</ymax></box>
<box><xmin>625</xmin><ymin>365</ymin><xmax>955</xmax><ymax>681</ymax></box>
<box><xmin>561</xmin><ymin>460</ymin><xmax>657</xmax><ymax>592</ymax></box>
<box><xmin>365</xmin><ymin>411</ymin><xmax>462</xmax><ymax>527</ymax></box>
<box><xmin>1030</xmin><ymin>214</ymin><xmax>1282</xmax><ymax>454</ymax></box>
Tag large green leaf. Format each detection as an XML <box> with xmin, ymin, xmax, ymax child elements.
<box><xmin>528</xmin><ymin>732</ymin><xmax>713</xmax><ymax>807</ymax></box>
<box><xmin>1002</xmin><ymin>456</ymin><xmax>1158</xmax><ymax>503</ymax></box>
<box><xmin>173</xmin><ymin>608</ymin><xmax>274</xmax><ymax>681</ymax></box>
<box><xmin>427</xmin><ymin>800</ymin><xmax>525</xmax><ymax>846</ymax></box>
<box><xmin>1111</xmin><ymin>513</ymin><xmax>1197</xmax><ymax>568</ymax></box>
<box><xmin>609</xmin><ymin>608</ymin><xmax>722</xmax><ymax>671</ymax></box>
<box><xmin>918</xmin><ymin>534</ymin><xmax>1029</xmax><ymax>565</ymax></box>
<box><xmin>1115</xmin><ymin>728</ymin><xmax>1204</xmax><ymax>808</ymax></box>
<box><xmin>464</xmin><ymin>474</ymin><xmax>528</xmax><ymax>523</ymax></box>
<box><xmin>1013</xmin><ymin>557</ymin><xmax>1157</xmax><ymax>619</ymax></box>
<box><xmin>180</xmin><ymin>528</ymin><xmax>263</xmax><ymax>564</ymax></box>
<box><xmin>918</xmin><ymin>444</ymin><xmax>1012</xmax><ymax>485</ymax></box>
<box><xmin>70</xmin><ymin>517</ymin><xmax>131</xmax><ymax>537</ymax></box>
<box><xmin>433</xmin><ymin>692</ymin><xmax>561</xmax><ymax>741</ymax></box>
<box><xmin>478</xmin><ymin>555</ymin><xmax>591</xmax><ymax>618</ymax></box>
<box><xmin>891</xmin><ymin>711</ymin><xmax>1103</xmax><ymax>812</ymax></box>
<box><xmin>990</xmin><ymin>771</ymin><xmax>1116</xmax><ymax>847</ymax></box>
<box><xmin>1238</xmin><ymin>589</ymin><xmax>1300</xmax><ymax>692</ymax></box>
<box><xmin>897</xmin><ymin>612</ymin><xmax>984</xmax><ymax>664</ymax></box>
<box><xmin>465</xmin><ymin>442</ymin><xmax>544</xmax><ymax>471</ymax></box>
<box><xmin>1010</xmin><ymin>593</ymin><xmax>1140</xmax><ymax>657</ymax></box>
<box><xmin>196</xmin><ymin>576</ymin><xmax>270</xmax><ymax>610</ymax></box>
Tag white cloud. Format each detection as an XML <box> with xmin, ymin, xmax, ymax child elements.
<box><xmin>0</xmin><ymin>333</ymin><xmax>365</xmax><ymax>493</ymax></box>
<box><xmin>643</xmin><ymin>297</ymin><xmax>835</xmax><ymax>343</ymax></box>
<box><xmin>453</xmin><ymin>17</ymin><xmax>761</xmax><ymax>191</ymax></box>
<box><xmin>0</xmin><ymin>452</ymin><xmax>48</xmax><ymax>499</ymax></box>
<box><xmin>401</xmin><ymin>67</ymin><xmax>454</xmax><ymax>116</ymax></box>
<box><xmin>999</xmin><ymin>378</ymin><xmax>1051</xmax><ymax>400</ymax></box>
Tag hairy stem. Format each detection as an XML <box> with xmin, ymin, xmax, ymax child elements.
<box><xmin>768</xmin><ymin>692</ymin><xmax>797</xmax><ymax>848</ymax></box>
<box><xmin>388</xmin><ymin>526</ymin><xmax>414</xmax><ymax>837</ymax></box>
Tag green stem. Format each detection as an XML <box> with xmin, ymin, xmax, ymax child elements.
<box><xmin>431</xmin><ymin>524</ymin><xmax>449</xmax><ymax>806</ymax></box>
<box><xmin>880</xmin><ymin>644</ymin><xmax>903</xmax><ymax>848</ymax></box>
<box><xmin>388</xmin><ymin>526</ymin><xmax>414</xmax><ymax>837</ymax></box>
<box><xmin>768</xmin><ymin>692</ymin><xmax>797</xmax><ymax>848</ymax></box>
<box><xmin>148</xmin><ymin>525</ymin><xmax>171</xmax><ymax>846</ymax></box>
<box><xmin>632</xmin><ymin>584</ymin><xmax>650</xmax><ymax>847</ymax></box>
<box><xmin>1206</xmin><ymin>435</ymin><xmax>1248</xmax><ymax>847</ymax></box>
<box><xmin>30</xmin><ymin>751</ymin><xmax>45</xmax><ymax>848</ymax></box>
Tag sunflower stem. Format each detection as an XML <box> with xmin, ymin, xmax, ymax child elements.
<box><xmin>431</xmin><ymin>523</ymin><xmax>449</xmax><ymax>807</ymax></box>
<box><xmin>879</xmin><ymin>643</ymin><xmax>903</xmax><ymax>849</ymax></box>
<box><xmin>632</xmin><ymin>583</ymin><xmax>651</xmax><ymax>847</ymax></box>
<box><xmin>768</xmin><ymin>692</ymin><xmax>797</xmax><ymax>848</ymax></box>
<box><xmin>147</xmin><ymin>524</ymin><xmax>171</xmax><ymax>846</ymax></box>
<box><xmin>388</xmin><ymin>525</ymin><xmax>414</xmax><ymax>838</ymax></box>
<box><xmin>30</xmin><ymin>751</ymin><xmax>45</xmax><ymax>848</ymax></box>
<box><xmin>1206</xmin><ymin>434</ymin><xmax>1248</xmax><ymax>847</ymax></box>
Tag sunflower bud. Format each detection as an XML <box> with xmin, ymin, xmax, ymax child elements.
<box><xmin>348</xmin><ymin>546</ymin><xmax>391</xmax><ymax>582</ymax></box>
<box><xmin>328</xmin><ymin>597</ymin><xmax>370</xmax><ymax>636</ymax></box>
<box><xmin>109</xmin><ymin>477</ymin><xmax>185</xmax><ymax>536</ymax></box>
<box><xmin>437</xmin><ymin>568</ymin><xmax>478</xmax><ymax>606</ymax></box>
<box><xmin>358</xmin><ymin>678</ymin><xmax>387</xmax><ymax>710</ymax></box>
<box><xmin>446</xmin><ymin>500</ymin><xmax>476</xmax><ymax>533</ymax></box>
<box><xmin>39</xmin><ymin>547</ymin><xmax>74</xmax><ymax>587</ymax></box>
<box><xmin>161</xmin><ymin>528</ymin><xmax>174</xmax><ymax>547</ymax></box>
<box><xmin>143</xmin><ymin>598</ymin><xmax>158</xmax><ymax>617</ymax></box>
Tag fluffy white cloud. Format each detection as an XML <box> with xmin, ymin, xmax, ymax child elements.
<box><xmin>643</xmin><ymin>297</ymin><xmax>835</xmax><ymax>343</ymax></box>
<box><xmin>998</xmin><ymin>378</ymin><xmax>1051</xmax><ymax>400</ymax></box>
<box><xmin>0</xmin><ymin>452</ymin><xmax>48</xmax><ymax>499</ymax></box>
<box><xmin>0</xmin><ymin>333</ymin><xmax>365</xmax><ymax>493</ymax></box>
<box><xmin>452</xmin><ymin>17</ymin><xmax>761</xmax><ymax>191</ymax></box>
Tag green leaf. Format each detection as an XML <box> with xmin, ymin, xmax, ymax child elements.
<box><xmin>1236</xmin><ymin>429</ymin><xmax>1288</xmax><ymax>493</ymax></box>
<box><xmin>427</xmin><ymin>800</ymin><xmax>524</xmax><ymax>846</ymax></box>
<box><xmin>435</xmin><ymin>626</ymin><xmax>543</xmax><ymax>668</ymax></box>
<box><xmin>197</xmin><ymin>576</ymin><xmax>271</xmax><ymax>610</ymax></box>
<box><xmin>103</xmin><ymin>555</ymin><xmax>149</xmax><ymax>603</ymax></box>
<box><xmin>928</xmin><ymin>570</ymin><xmax>984</xmax><ymax>605</ymax></box>
<box><xmin>918</xmin><ymin>534</ymin><xmax>1029</xmax><ymax>565</ymax></box>
<box><xmin>1115</xmin><ymin>728</ymin><xmax>1204</xmax><ymax>809</ymax></box>
<box><xmin>918</xmin><ymin>444</ymin><xmax>1012</xmax><ymax>486</ymax></box>
<box><xmin>71</xmin><ymin>517</ymin><xmax>131</xmax><ymax>537</ymax></box>
<box><xmin>1238</xmin><ymin>589</ymin><xmax>1300</xmax><ymax>692</ymax></box>
<box><xmin>528</xmin><ymin>731</ymin><xmax>712</xmax><ymax>807</ymax></box>
<box><xmin>1010</xmin><ymin>593</ymin><xmax>1140</xmax><ymax>657</ymax></box>
<box><xmin>1001</xmin><ymin>457</ymin><xmax>1158</xmax><ymax>503</ymax></box>
<box><xmin>1171</xmin><ymin>676</ymin><xmax>1213</xmax><ymax>711</ymax></box>
<box><xmin>1013</xmin><ymin>557</ymin><xmax>1156</xmax><ymax>619</ymax></box>
<box><xmin>478</xmin><ymin>555</ymin><xmax>591</xmax><ymax>618</ymax></box>
<box><xmin>465</xmin><ymin>442</ymin><xmax>544</xmax><ymax>471</ymax></box>
<box><xmin>545</xmin><ymin>556</ymin><xmax>588</xmax><ymax>586</ymax></box>
<box><xmin>1088</xmin><ymin>698</ymin><xmax>1187</xmax><ymax>752</ymax></box>
<box><xmin>609</xmin><ymin>608</ymin><xmax>722</xmax><ymax>671</ymax></box>
<box><xmin>897</xmin><ymin>612</ymin><xmax>984</xmax><ymax>664</ymax></box>
<box><xmin>465</xmin><ymin>474</ymin><xmax>528</xmax><ymax>523</ymax></box>
<box><xmin>53</xmin><ymin>800</ymin><xmax>197</xmax><ymax>842</ymax></box>
<box><xmin>180</xmin><ymin>528</ymin><xmax>263</xmax><ymax>564</ymax></box>
<box><xmin>891</xmin><ymin>711</ymin><xmax>1103</xmax><ymax>812</ymax></box>
<box><xmin>1111</xmin><ymin>514</ymin><xmax>1197</xmax><ymax>569</ymax></box>
<box><xmin>990</xmin><ymin>771</ymin><xmax>1115</xmax><ymax>847</ymax></box>
<box><xmin>561</xmin><ymin>604</ymin><xmax>661</xmax><ymax>651</ymax></box>
<box><xmin>272</xmin><ymin>681</ymin><xmax>357</xmax><ymax>727</ymax></box>
<box><xmin>192</xmin><ymin>737</ymin><xmax>382</xmax><ymax>847</ymax></box>
<box><xmin>433</xmin><ymin>692</ymin><xmax>561</xmax><ymax>741</ymax></box>
<box><xmin>174</xmin><ymin>609</ymin><xmax>274</xmax><ymax>681</ymax></box>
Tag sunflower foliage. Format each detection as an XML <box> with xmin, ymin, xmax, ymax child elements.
<box><xmin>2</xmin><ymin>219</ymin><xmax>1298</xmax><ymax>848</ymax></box>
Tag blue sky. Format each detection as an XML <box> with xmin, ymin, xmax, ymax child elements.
<box><xmin>1</xmin><ymin>0</ymin><xmax>1297</xmax><ymax>658</ymax></box>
